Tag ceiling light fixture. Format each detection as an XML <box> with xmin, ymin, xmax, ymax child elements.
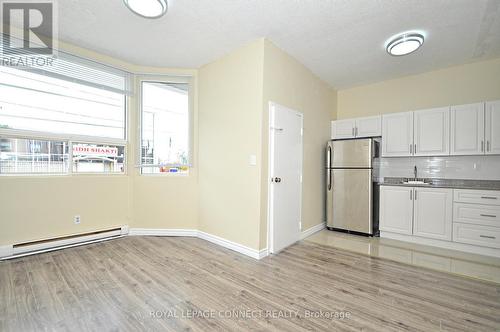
<box><xmin>386</xmin><ymin>32</ymin><xmax>425</xmax><ymax>56</ymax></box>
<box><xmin>123</xmin><ymin>0</ymin><xmax>168</xmax><ymax>19</ymax></box>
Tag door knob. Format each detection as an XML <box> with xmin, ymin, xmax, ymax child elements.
<box><xmin>274</xmin><ymin>177</ymin><xmax>282</xmax><ymax>183</ymax></box>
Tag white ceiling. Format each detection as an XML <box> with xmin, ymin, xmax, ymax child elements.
<box><xmin>54</xmin><ymin>0</ymin><xmax>500</xmax><ymax>89</ymax></box>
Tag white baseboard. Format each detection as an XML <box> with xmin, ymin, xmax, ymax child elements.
<box><xmin>198</xmin><ymin>231</ymin><xmax>266</xmax><ymax>260</ymax></box>
<box><xmin>129</xmin><ymin>228</ymin><xmax>267</xmax><ymax>260</ymax></box>
<box><xmin>128</xmin><ymin>228</ymin><xmax>197</xmax><ymax>237</ymax></box>
<box><xmin>301</xmin><ymin>222</ymin><xmax>326</xmax><ymax>240</ymax></box>
<box><xmin>380</xmin><ymin>231</ymin><xmax>500</xmax><ymax>258</ymax></box>
<box><xmin>0</xmin><ymin>245</ymin><xmax>13</xmax><ymax>258</ymax></box>
<box><xmin>2</xmin><ymin>227</ymin><xmax>269</xmax><ymax>261</ymax></box>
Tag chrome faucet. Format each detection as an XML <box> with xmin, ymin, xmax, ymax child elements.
<box><xmin>413</xmin><ymin>165</ymin><xmax>417</xmax><ymax>179</ymax></box>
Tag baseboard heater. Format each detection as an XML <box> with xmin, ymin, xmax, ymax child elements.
<box><xmin>0</xmin><ymin>226</ymin><xmax>129</xmax><ymax>260</ymax></box>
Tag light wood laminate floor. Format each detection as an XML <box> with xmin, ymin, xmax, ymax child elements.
<box><xmin>1</xmin><ymin>236</ymin><xmax>499</xmax><ymax>331</ymax></box>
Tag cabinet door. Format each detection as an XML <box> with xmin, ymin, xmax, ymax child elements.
<box><xmin>413</xmin><ymin>188</ymin><xmax>452</xmax><ymax>241</ymax></box>
<box><xmin>485</xmin><ymin>100</ymin><xmax>500</xmax><ymax>155</ymax></box>
<box><xmin>356</xmin><ymin>115</ymin><xmax>381</xmax><ymax>138</ymax></box>
<box><xmin>450</xmin><ymin>103</ymin><xmax>485</xmax><ymax>155</ymax></box>
<box><xmin>380</xmin><ymin>186</ymin><xmax>413</xmax><ymax>235</ymax></box>
<box><xmin>413</xmin><ymin>107</ymin><xmax>450</xmax><ymax>156</ymax></box>
<box><xmin>381</xmin><ymin>112</ymin><xmax>414</xmax><ymax>157</ymax></box>
<box><xmin>331</xmin><ymin>119</ymin><xmax>355</xmax><ymax>139</ymax></box>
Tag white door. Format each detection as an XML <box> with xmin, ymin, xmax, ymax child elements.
<box><xmin>381</xmin><ymin>111</ymin><xmax>414</xmax><ymax>157</ymax></box>
<box><xmin>485</xmin><ymin>100</ymin><xmax>500</xmax><ymax>155</ymax></box>
<box><xmin>413</xmin><ymin>107</ymin><xmax>450</xmax><ymax>156</ymax></box>
<box><xmin>380</xmin><ymin>186</ymin><xmax>413</xmax><ymax>235</ymax></box>
<box><xmin>450</xmin><ymin>103</ymin><xmax>485</xmax><ymax>155</ymax></box>
<box><xmin>331</xmin><ymin>119</ymin><xmax>355</xmax><ymax>139</ymax></box>
<box><xmin>268</xmin><ymin>102</ymin><xmax>303</xmax><ymax>253</ymax></box>
<box><xmin>356</xmin><ymin>115</ymin><xmax>382</xmax><ymax>138</ymax></box>
<box><xmin>413</xmin><ymin>188</ymin><xmax>453</xmax><ymax>241</ymax></box>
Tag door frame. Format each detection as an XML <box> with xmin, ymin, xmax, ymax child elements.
<box><xmin>267</xmin><ymin>101</ymin><xmax>304</xmax><ymax>254</ymax></box>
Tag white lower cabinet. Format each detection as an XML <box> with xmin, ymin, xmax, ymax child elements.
<box><xmin>413</xmin><ymin>188</ymin><xmax>453</xmax><ymax>241</ymax></box>
<box><xmin>381</xmin><ymin>187</ymin><xmax>500</xmax><ymax>256</ymax></box>
<box><xmin>380</xmin><ymin>186</ymin><xmax>452</xmax><ymax>240</ymax></box>
<box><xmin>380</xmin><ymin>186</ymin><xmax>413</xmax><ymax>235</ymax></box>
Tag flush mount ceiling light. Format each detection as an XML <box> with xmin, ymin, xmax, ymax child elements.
<box><xmin>123</xmin><ymin>0</ymin><xmax>168</xmax><ymax>19</ymax></box>
<box><xmin>386</xmin><ymin>32</ymin><xmax>425</xmax><ymax>56</ymax></box>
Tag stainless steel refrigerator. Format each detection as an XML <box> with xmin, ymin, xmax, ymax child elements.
<box><xmin>326</xmin><ymin>138</ymin><xmax>378</xmax><ymax>235</ymax></box>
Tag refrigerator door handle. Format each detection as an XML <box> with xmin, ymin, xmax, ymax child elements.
<box><xmin>327</xmin><ymin>145</ymin><xmax>332</xmax><ymax>169</ymax></box>
<box><xmin>327</xmin><ymin>169</ymin><xmax>332</xmax><ymax>191</ymax></box>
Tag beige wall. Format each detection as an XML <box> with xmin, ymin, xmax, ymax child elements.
<box><xmin>337</xmin><ymin>57</ymin><xmax>500</xmax><ymax>119</ymax></box>
<box><xmin>0</xmin><ymin>41</ymin><xmax>199</xmax><ymax>246</ymax></box>
<box><xmin>259</xmin><ymin>40</ymin><xmax>337</xmax><ymax>249</ymax></box>
<box><xmin>198</xmin><ymin>39</ymin><xmax>265</xmax><ymax>250</ymax></box>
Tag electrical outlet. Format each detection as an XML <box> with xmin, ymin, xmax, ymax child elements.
<box><xmin>74</xmin><ymin>215</ymin><xmax>81</xmax><ymax>224</ymax></box>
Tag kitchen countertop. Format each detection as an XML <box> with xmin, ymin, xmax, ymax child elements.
<box><xmin>379</xmin><ymin>177</ymin><xmax>500</xmax><ymax>191</ymax></box>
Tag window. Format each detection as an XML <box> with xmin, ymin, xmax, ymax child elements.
<box><xmin>0</xmin><ymin>137</ymin><xmax>68</xmax><ymax>174</ymax></box>
<box><xmin>140</xmin><ymin>79</ymin><xmax>192</xmax><ymax>174</ymax></box>
<box><xmin>0</xmin><ymin>49</ymin><xmax>130</xmax><ymax>175</ymax></box>
<box><xmin>0</xmin><ymin>66</ymin><xmax>126</xmax><ymax>139</ymax></box>
<box><xmin>72</xmin><ymin>143</ymin><xmax>125</xmax><ymax>173</ymax></box>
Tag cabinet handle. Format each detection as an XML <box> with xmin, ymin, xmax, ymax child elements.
<box><xmin>410</xmin><ymin>190</ymin><xmax>413</xmax><ymax>200</ymax></box>
<box><xmin>487</xmin><ymin>141</ymin><xmax>490</xmax><ymax>152</ymax></box>
<box><xmin>409</xmin><ymin>144</ymin><xmax>413</xmax><ymax>154</ymax></box>
<box><xmin>481</xmin><ymin>141</ymin><xmax>484</xmax><ymax>152</ymax></box>
<box><xmin>480</xmin><ymin>235</ymin><xmax>496</xmax><ymax>240</ymax></box>
<box><xmin>355</xmin><ymin>127</ymin><xmax>358</xmax><ymax>136</ymax></box>
<box><xmin>480</xmin><ymin>214</ymin><xmax>497</xmax><ymax>218</ymax></box>
<box><xmin>481</xmin><ymin>196</ymin><xmax>498</xmax><ymax>200</ymax></box>
<box><xmin>352</xmin><ymin>127</ymin><xmax>355</xmax><ymax>136</ymax></box>
<box><xmin>414</xmin><ymin>190</ymin><xmax>417</xmax><ymax>200</ymax></box>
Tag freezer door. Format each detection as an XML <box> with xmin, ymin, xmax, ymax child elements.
<box><xmin>331</xmin><ymin>139</ymin><xmax>372</xmax><ymax>168</ymax></box>
<box><xmin>328</xmin><ymin>169</ymin><xmax>373</xmax><ymax>234</ymax></box>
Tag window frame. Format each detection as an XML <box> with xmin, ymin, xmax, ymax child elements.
<box><xmin>0</xmin><ymin>66</ymin><xmax>130</xmax><ymax>177</ymax></box>
<box><xmin>137</xmin><ymin>75</ymin><xmax>194</xmax><ymax>176</ymax></box>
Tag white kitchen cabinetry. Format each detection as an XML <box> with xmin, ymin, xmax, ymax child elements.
<box><xmin>450</xmin><ymin>103</ymin><xmax>485</xmax><ymax>155</ymax></box>
<box><xmin>380</xmin><ymin>186</ymin><xmax>452</xmax><ymax>240</ymax></box>
<box><xmin>381</xmin><ymin>112</ymin><xmax>414</xmax><ymax>157</ymax></box>
<box><xmin>331</xmin><ymin>116</ymin><xmax>381</xmax><ymax>139</ymax></box>
<box><xmin>331</xmin><ymin>119</ymin><xmax>356</xmax><ymax>139</ymax></box>
<box><xmin>413</xmin><ymin>107</ymin><xmax>450</xmax><ymax>156</ymax></box>
<box><xmin>381</xmin><ymin>188</ymin><xmax>500</xmax><ymax>257</ymax></box>
<box><xmin>485</xmin><ymin>100</ymin><xmax>500</xmax><ymax>155</ymax></box>
<box><xmin>379</xmin><ymin>186</ymin><xmax>413</xmax><ymax>235</ymax></box>
<box><xmin>413</xmin><ymin>187</ymin><xmax>453</xmax><ymax>241</ymax></box>
<box><xmin>356</xmin><ymin>115</ymin><xmax>382</xmax><ymax>138</ymax></box>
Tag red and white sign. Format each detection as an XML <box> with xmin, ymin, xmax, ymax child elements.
<box><xmin>73</xmin><ymin>145</ymin><xmax>118</xmax><ymax>157</ymax></box>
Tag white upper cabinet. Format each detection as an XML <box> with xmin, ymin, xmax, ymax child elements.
<box><xmin>413</xmin><ymin>187</ymin><xmax>453</xmax><ymax>241</ymax></box>
<box><xmin>382</xmin><ymin>111</ymin><xmax>414</xmax><ymax>157</ymax></box>
<box><xmin>356</xmin><ymin>116</ymin><xmax>382</xmax><ymax>138</ymax></box>
<box><xmin>413</xmin><ymin>107</ymin><xmax>450</xmax><ymax>156</ymax></box>
<box><xmin>331</xmin><ymin>116</ymin><xmax>381</xmax><ymax>139</ymax></box>
<box><xmin>485</xmin><ymin>100</ymin><xmax>500</xmax><ymax>155</ymax></box>
<box><xmin>450</xmin><ymin>103</ymin><xmax>485</xmax><ymax>155</ymax></box>
<box><xmin>331</xmin><ymin>119</ymin><xmax>356</xmax><ymax>139</ymax></box>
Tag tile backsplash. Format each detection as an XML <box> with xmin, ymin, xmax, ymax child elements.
<box><xmin>374</xmin><ymin>155</ymin><xmax>500</xmax><ymax>181</ymax></box>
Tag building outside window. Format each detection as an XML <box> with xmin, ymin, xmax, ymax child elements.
<box><xmin>140</xmin><ymin>79</ymin><xmax>192</xmax><ymax>174</ymax></box>
<box><xmin>0</xmin><ymin>50</ymin><xmax>129</xmax><ymax>175</ymax></box>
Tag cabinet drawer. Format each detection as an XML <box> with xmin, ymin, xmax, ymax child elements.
<box><xmin>453</xmin><ymin>189</ymin><xmax>500</xmax><ymax>206</ymax></box>
<box><xmin>453</xmin><ymin>223</ymin><xmax>500</xmax><ymax>249</ymax></box>
<box><xmin>453</xmin><ymin>203</ymin><xmax>500</xmax><ymax>227</ymax></box>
